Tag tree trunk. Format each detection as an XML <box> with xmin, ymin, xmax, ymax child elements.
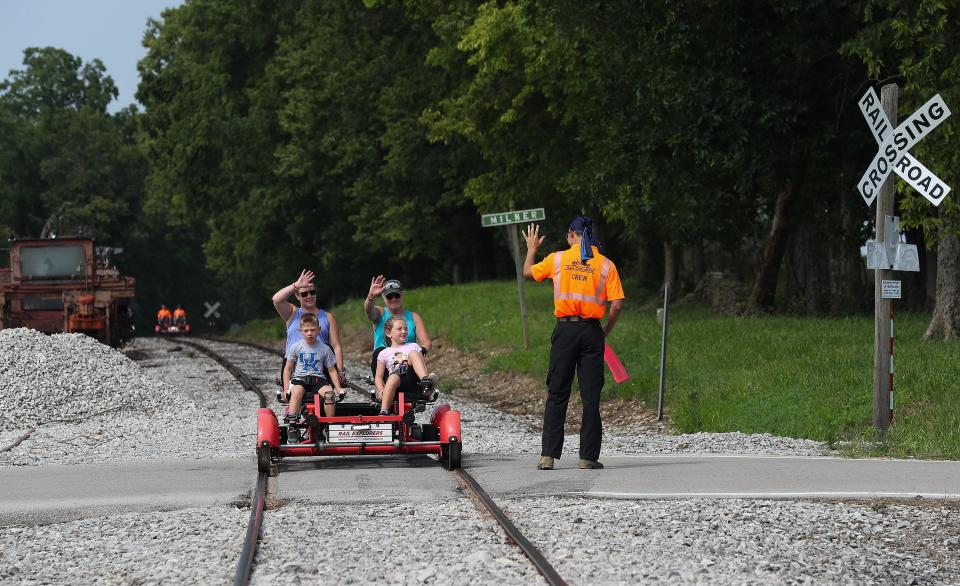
<box><xmin>923</xmin><ymin>229</ymin><xmax>960</xmax><ymax>340</ymax></box>
<box><xmin>750</xmin><ymin>181</ymin><xmax>796</xmax><ymax>312</ymax></box>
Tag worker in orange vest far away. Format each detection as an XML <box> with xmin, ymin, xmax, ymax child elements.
<box><xmin>157</xmin><ymin>305</ymin><xmax>172</xmax><ymax>327</ymax></box>
<box><xmin>173</xmin><ymin>305</ymin><xmax>187</xmax><ymax>327</ymax></box>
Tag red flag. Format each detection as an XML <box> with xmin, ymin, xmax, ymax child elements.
<box><xmin>604</xmin><ymin>343</ymin><xmax>629</xmax><ymax>383</ymax></box>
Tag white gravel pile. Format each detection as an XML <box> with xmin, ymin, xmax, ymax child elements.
<box><xmin>0</xmin><ymin>328</ymin><xmax>177</xmax><ymax>431</ymax></box>
<box><xmin>502</xmin><ymin>497</ymin><xmax>960</xmax><ymax>585</ymax></box>
<box><xmin>0</xmin><ymin>333</ymin><xmax>253</xmax><ymax>466</ymax></box>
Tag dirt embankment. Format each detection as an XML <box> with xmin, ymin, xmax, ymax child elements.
<box><xmin>339</xmin><ymin>322</ymin><xmax>672</xmax><ymax>435</ymax></box>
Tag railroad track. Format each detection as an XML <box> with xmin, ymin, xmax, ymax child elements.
<box><xmin>170</xmin><ymin>336</ymin><xmax>569</xmax><ymax>586</ymax></box>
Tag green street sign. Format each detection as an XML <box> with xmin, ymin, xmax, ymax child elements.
<box><xmin>481</xmin><ymin>208</ymin><xmax>546</xmax><ymax>227</ymax></box>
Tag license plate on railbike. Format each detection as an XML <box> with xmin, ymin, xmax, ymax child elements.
<box><xmin>327</xmin><ymin>423</ymin><xmax>394</xmax><ymax>444</ymax></box>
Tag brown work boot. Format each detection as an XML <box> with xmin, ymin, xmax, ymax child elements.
<box><xmin>537</xmin><ymin>456</ymin><xmax>554</xmax><ymax>470</ymax></box>
<box><xmin>579</xmin><ymin>459</ymin><xmax>604</xmax><ymax>469</ymax></box>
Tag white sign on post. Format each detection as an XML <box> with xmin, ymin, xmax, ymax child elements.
<box><xmin>881</xmin><ymin>280</ymin><xmax>902</xmax><ymax>299</ymax></box>
<box><xmin>204</xmin><ymin>301</ymin><xmax>221</xmax><ymax>319</ymax></box>
<box><xmin>858</xmin><ymin>88</ymin><xmax>952</xmax><ymax>206</ymax></box>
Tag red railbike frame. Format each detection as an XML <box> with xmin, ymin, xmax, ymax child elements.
<box><xmin>257</xmin><ymin>392</ymin><xmax>461</xmax><ymax>460</ymax></box>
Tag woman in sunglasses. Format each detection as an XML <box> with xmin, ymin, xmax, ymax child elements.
<box><xmin>363</xmin><ymin>276</ymin><xmax>432</xmax><ymax>379</ymax></box>
<box><xmin>272</xmin><ymin>269</ymin><xmax>344</xmax><ymax>400</ymax></box>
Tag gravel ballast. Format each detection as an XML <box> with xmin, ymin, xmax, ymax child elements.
<box><xmin>2</xmin><ymin>332</ymin><xmax>956</xmax><ymax>585</ymax></box>
<box><xmin>251</xmin><ymin>500</ymin><xmax>544</xmax><ymax>586</ymax></box>
<box><xmin>501</xmin><ymin>497</ymin><xmax>960</xmax><ymax>585</ymax></box>
<box><xmin>0</xmin><ymin>506</ymin><xmax>247</xmax><ymax>585</ymax></box>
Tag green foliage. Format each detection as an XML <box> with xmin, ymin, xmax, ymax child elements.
<box><xmin>844</xmin><ymin>0</ymin><xmax>960</xmax><ymax>245</ymax></box>
<box><xmin>0</xmin><ymin>47</ymin><xmax>144</xmax><ymax>243</ymax></box>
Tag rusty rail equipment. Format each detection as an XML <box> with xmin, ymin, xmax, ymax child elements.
<box><xmin>0</xmin><ymin>238</ymin><xmax>135</xmax><ymax>347</ymax></box>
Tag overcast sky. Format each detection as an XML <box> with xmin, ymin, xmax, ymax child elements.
<box><xmin>0</xmin><ymin>0</ymin><xmax>184</xmax><ymax>113</ymax></box>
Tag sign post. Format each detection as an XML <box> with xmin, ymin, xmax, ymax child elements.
<box><xmin>857</xmin><ymin>83</ymin><xmax>951</xmax><ymax>431</ymax></box>
<box><xmin>481</xmin><ymin>206</ymin><xmax>545</xmax><ymax>349</ymax></box>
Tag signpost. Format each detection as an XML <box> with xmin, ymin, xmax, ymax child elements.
<box><xmin>857</xmin><ymin>84</ymin><xmax>951</xmax><ymax>431</ymax></box>
<box><xmin>481</xmin><ymin>206</ymin><xmax>545</xmax><ymax>348</ymax></box>
<box><xmin>204</xmin><ymin>301</ymin><xmax>222</xmax><ymax>329</ymax></box>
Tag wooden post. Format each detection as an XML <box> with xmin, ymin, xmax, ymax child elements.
<box><xmin>873</xmin><ymin>83</ymin><xmax>898</xmax><ymax>432</ymax></box>
<box><xmin>507</xmin><ymin>202</ymin><xmax>530</xmax><ymax>349</ymax></box>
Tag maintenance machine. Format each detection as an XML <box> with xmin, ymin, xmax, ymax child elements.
<box><xmin>0</xmin><ymin>237</ymin><xmax>135</xmax><ymax>347</ymax></box>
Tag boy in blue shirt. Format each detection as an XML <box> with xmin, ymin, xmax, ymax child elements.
<box><xmin>283</xmin><ymin>313</ymin><xmax>344</xmax><ymax>441</ymax></box>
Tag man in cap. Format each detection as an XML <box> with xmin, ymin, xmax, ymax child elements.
<box><xmin>522</xmin><ymin>215</ymin><xmax>625</xmax><ymax>470</ymax></box>
<box><xmin>364</xmin><ymin>276</ymin><xmax>433</xmax><ymax>376</ymax></box>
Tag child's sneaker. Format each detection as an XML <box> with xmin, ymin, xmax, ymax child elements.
<box><xmin>286</xmin><ymin>424</ymin><xmax>300</xmax><ymax>444</ymax></box>
<box><xmin>284</xmin><ymin>414</ymin><xmax>299</xmax><ymax>444</ymax></box>
<box><xmin>419</xmin><ymin>373</ymin><xmax>438</xmax><ymax>401</ymax></box>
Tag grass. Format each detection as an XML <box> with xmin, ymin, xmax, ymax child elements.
<box><xmin>235</xmin><ymin>280</ymin><xmax>960</xmax><ymax>459</ymax></box>
<box><xmin>223</xmin><ymin>317</ymin><xmax>286</xmax><ymax>345</ymax></box>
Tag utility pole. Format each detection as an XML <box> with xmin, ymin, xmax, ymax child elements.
<box><xmin>507</xmin><ymin>200</ymin><xmax>530</xmax><ymax>348</ymax></box>
<box><xmin>873</xmin><ymin>83</ymin><xmax>898</xmax><ymax>432</ymax></box>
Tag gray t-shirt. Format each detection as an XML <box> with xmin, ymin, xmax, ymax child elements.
<box><xmin>286</xmin><ymin>340</ymin><xmax>336</xmax><ymax>381</ymax></box>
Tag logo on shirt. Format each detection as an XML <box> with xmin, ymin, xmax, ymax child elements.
<box><xmin>299</xmin><ymin>351</ymin><xmax>321</xmax><ymax>372</ymax></box>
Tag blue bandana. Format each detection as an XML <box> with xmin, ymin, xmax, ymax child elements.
<box><xmin>569</xmin><ymin>215</ymin><xmax>596</xmax><ymax>262</ymax></box>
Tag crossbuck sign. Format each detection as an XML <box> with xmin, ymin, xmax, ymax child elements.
<box><xmin>858</xmin><ymin>88</ymin><xmax>951</xmax><ymax>206</ymax></box>
<box><xmin>204</xmin><ymin>301</ymin><xmax>221</xmax><ymax>319</ymax></box>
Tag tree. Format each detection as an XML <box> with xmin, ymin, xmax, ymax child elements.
<box><xmin>845</xmin><ymin>0</ymin><xmax>960</xmax><ymax>338</ymax></box>
<box><xmin>0</xmin><ymin>47</ymin><xmax>142</xmax><ymax>242</ymax></box>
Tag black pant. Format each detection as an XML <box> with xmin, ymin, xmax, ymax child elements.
<box><xmin>542</xmin><ymin>321</ymin><xmax>604</xmax><ymax>461</ymax></box>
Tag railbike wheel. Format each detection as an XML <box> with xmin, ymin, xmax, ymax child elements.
<box><xmin>441</xmin><ymin>439</ymin><xmax>461</xmax><ymax>470</ymax></box>
<box><xmin>257</xmin><ymin>443</ymin><xmax>271</xmax><ymax>473</ymax></box>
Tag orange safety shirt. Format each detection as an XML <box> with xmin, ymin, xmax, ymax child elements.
<box><xmin>157</xmin><ymin>308</ymin><xmax>172</xmax><ymax>320</ymax></box>
<box><xmin>173</xmin><ymin>308</ymin><xmax>186</xmax><ymax>319</ymax></box>
<box><xmin>530</xmin><ymin>245</ymin><xmax>625</xmax><ymax>319</ymax></box>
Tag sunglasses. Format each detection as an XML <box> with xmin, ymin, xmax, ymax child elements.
<box><xmin>298</xmin><ymin>290</ymin><xmax>317</xmax><ymax>297</ymax></box>
<box><xmin>384</xmin><ymin>293</ymin><xmax>402</xmax><ymax>300</ymax></box>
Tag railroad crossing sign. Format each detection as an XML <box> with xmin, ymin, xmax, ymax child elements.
<box><xmin>204</xmin><ymin>301</ymin><xmax>221</xmax><ymax>319</ymax></box>
<box><xmin>481</xmin><ymin>207</ymin><xmax>545</xmax><ymax>227</ymax></box>
<box><xmin>858</xmin><ymin>88</ymin><xmax>951</xmax><ymax>206</ymax></box>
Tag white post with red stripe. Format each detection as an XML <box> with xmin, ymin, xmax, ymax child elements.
<box><xmin>889</xmin><ymin>302</ymin><xmax>894</xmax><ymax>423</ymax></box>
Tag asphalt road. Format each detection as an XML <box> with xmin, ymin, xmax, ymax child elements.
<box><xmin>4</xmin><ymin>454</ymin><xmax>959</xmax><ymax>526</ymax></box>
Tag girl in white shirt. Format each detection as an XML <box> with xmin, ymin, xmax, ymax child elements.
<box><xmin>374</xmin><ymin>316</ymin><xmax>436</xmax><ymax>415</ymax></box>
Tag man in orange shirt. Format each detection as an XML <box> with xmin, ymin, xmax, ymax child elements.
<box><xmin>157</xmin><ymin>305</ymin><xmax>172</xmax><ymax>328</ymax></box>
<box><xmin>173</xmin><ymin>305</ymin><xmax>187</xmax><ymax>327</ymax></box>
<box><xmin>523</xmin><ymin>216</ymin><xmax>625</xmax><ymax>470</ymax></box>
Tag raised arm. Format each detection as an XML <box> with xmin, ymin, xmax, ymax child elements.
<box><xmin>363</xmin><ymin>275</ymin><xmax>385</xmax><ymax>323</ymax></box>
<box><xmin>412</xmin><ymin>311</ymin><xmax>432</xmax><ymax>353</ymax></box>
<box><xmin>522</xmin><ymin>223</ymin><xmax>545</xmax><ymax>279</ymax></box>
<box><xmin>273</xmin><ymin>270</ymin><xmax>314</xmax><ymax>322</ymax></box>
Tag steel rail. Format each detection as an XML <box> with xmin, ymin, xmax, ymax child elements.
<box><xmin>234</xmin><ymin>471</ymin><xmax>267</xmax><ymax>586</ymax></box>
<box><xmin>185</xmin><ymin>336</ymin><xmax>569</xmax><ymax>586</ymax></box>
<box><xmin>168</xmin><ymin>338</ymin><xmax>269</xmax><ymax>585</ymax></box>
<box><xmin>453</xmin><ymin>469</ymin><xmax>569</xmax><ymax>586</ymax></box>
<box><xmin>176</xmin><ymin>338</ymin><xmax>266</xmax><ymax>408</ymax></box>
